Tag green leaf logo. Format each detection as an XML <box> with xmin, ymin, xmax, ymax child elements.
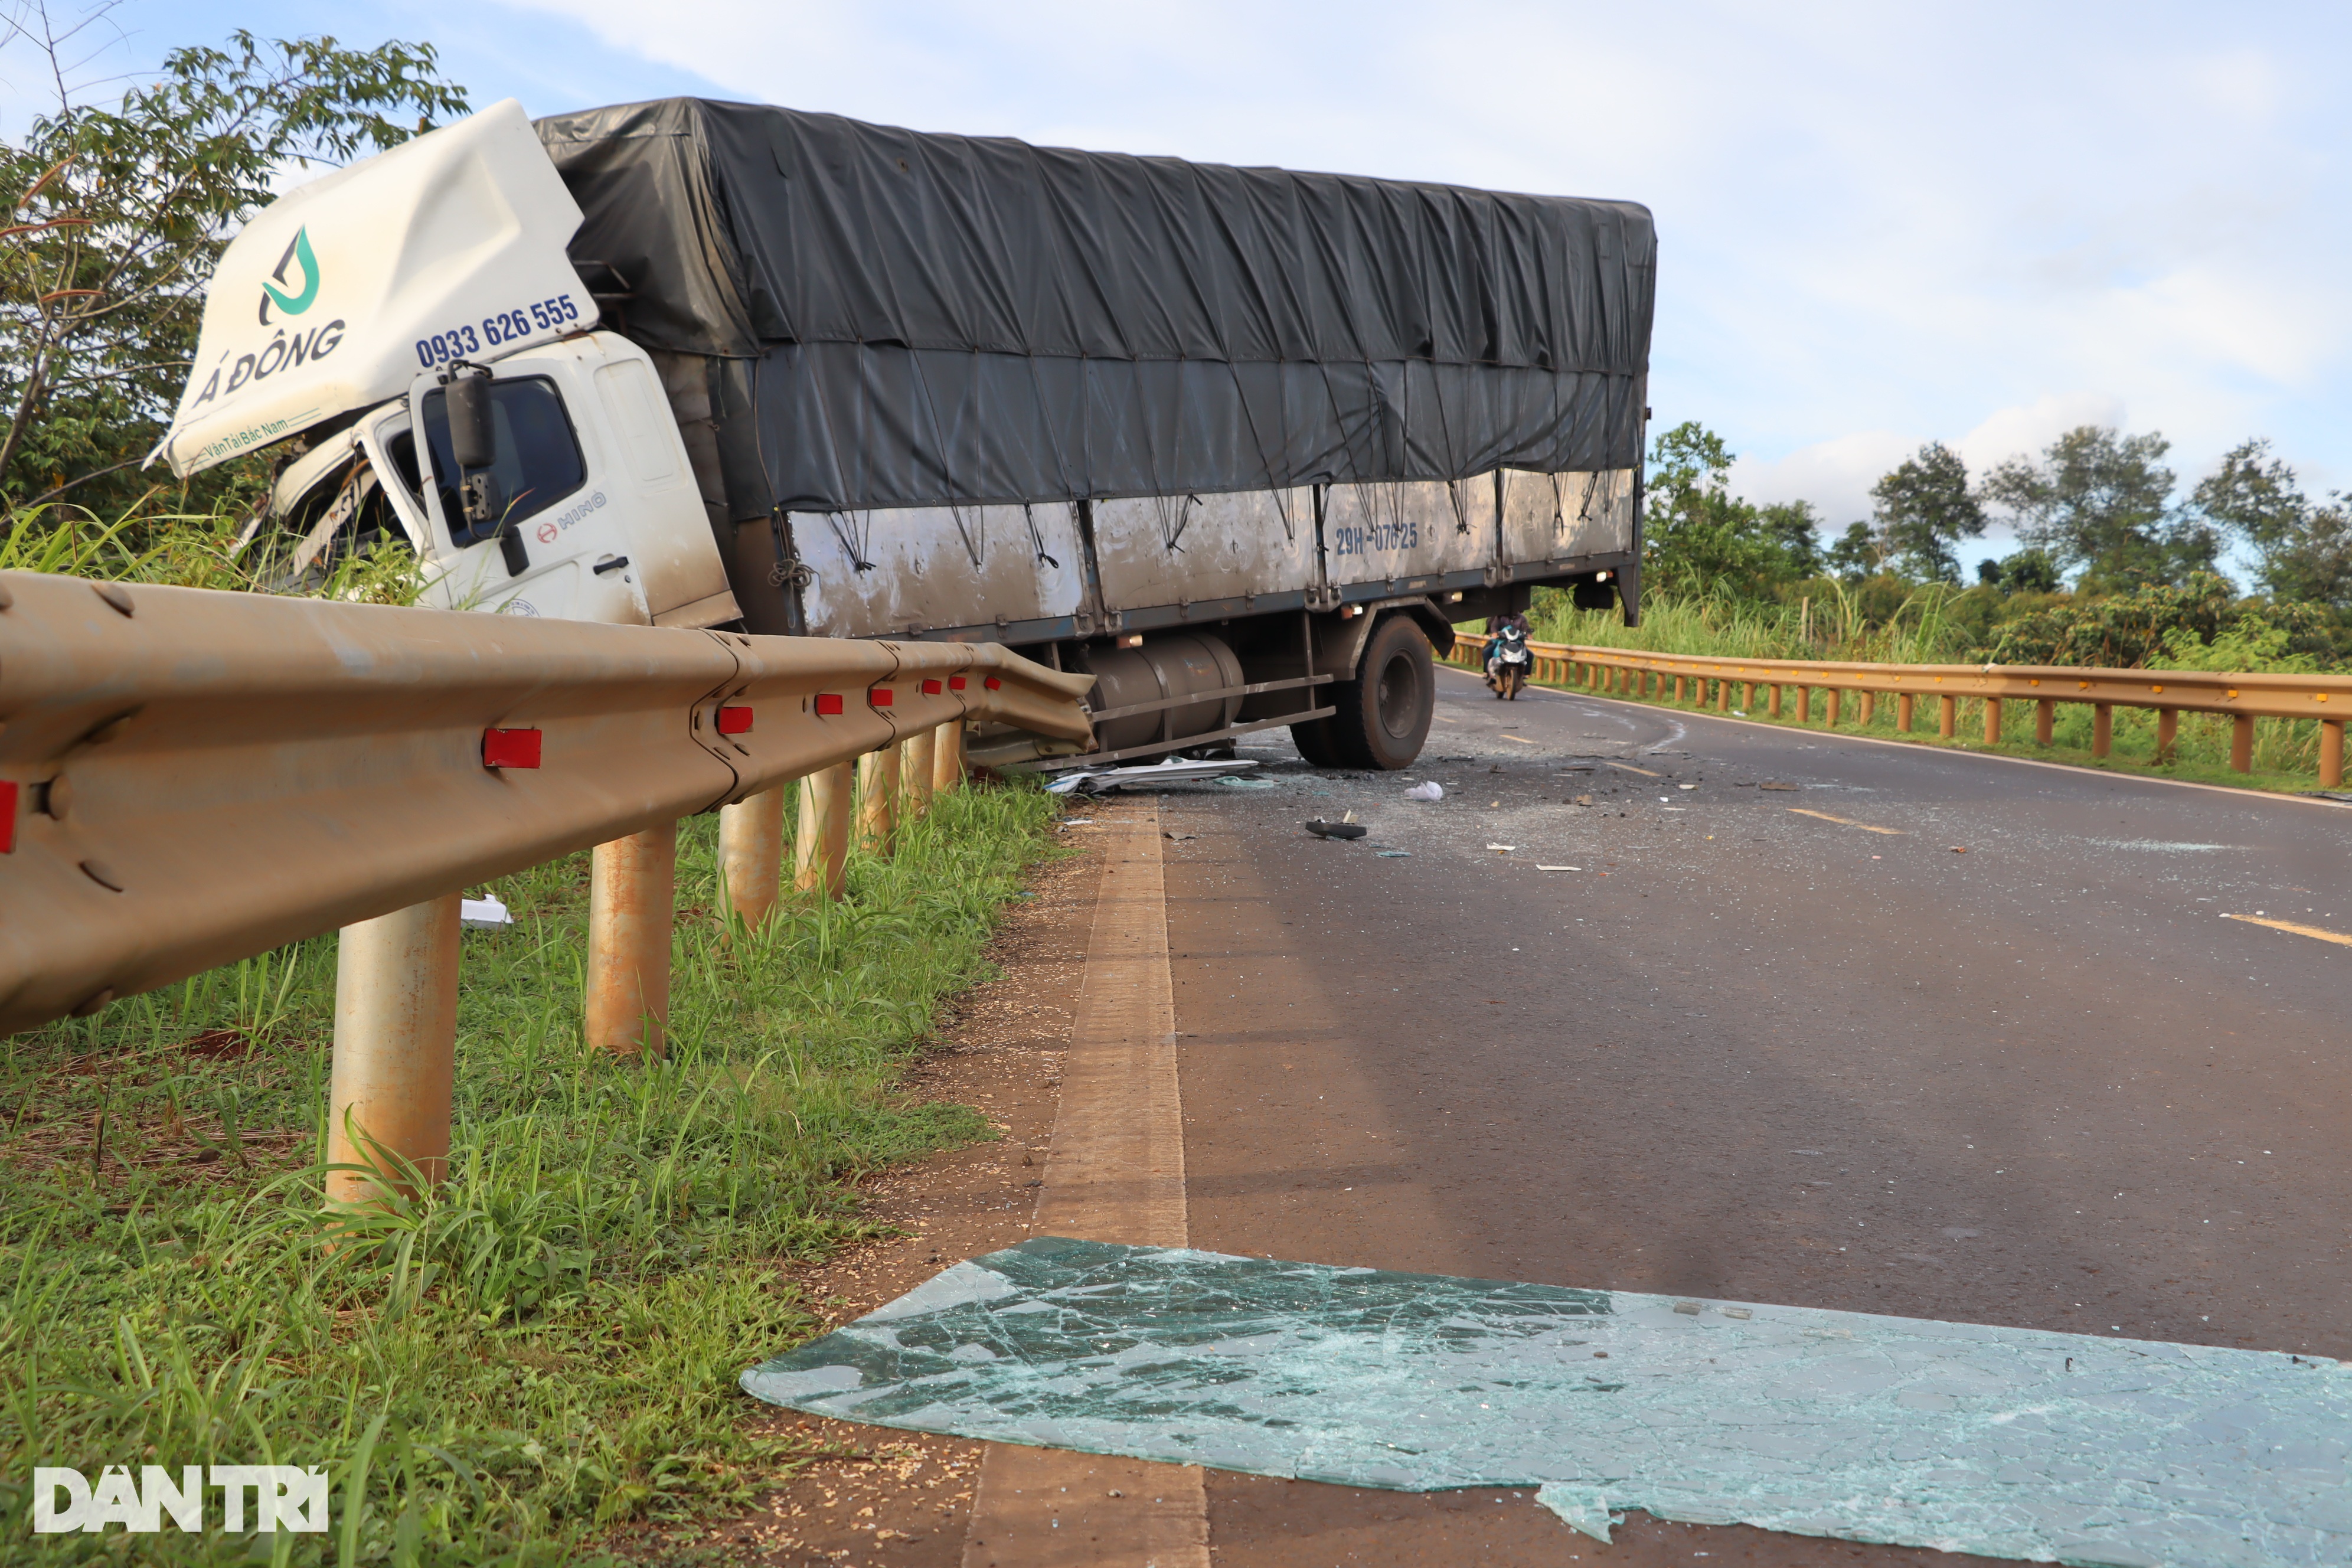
<box><xmin>259</xmin><ymin>227</ymin><xmax>321</xmax><ymax>324</ymax></box>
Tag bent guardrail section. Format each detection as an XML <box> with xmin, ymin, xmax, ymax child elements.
<box><xmin>1448</xmin><ymin>633</ymin><xmax>2349</xmax><ymax>787</ymax></box>
<box><xmin>0</xmin><ymin>570</ymin><xmax>1094</xmax><ymax>1037</ymax></box>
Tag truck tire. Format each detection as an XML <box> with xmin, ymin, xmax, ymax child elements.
<box><xmin>1289</xmin><ymin>714</ymin><xmax>1345</xmax><ymax>766</ymax></box>
<box><xmin>1328</xmin><ymin>614</ymin><xmax>1435</xmax><ymax>770</ymax></box>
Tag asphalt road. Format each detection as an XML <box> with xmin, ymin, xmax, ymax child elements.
<box><xmin>1154</xmin><ymin>665</ymin><xmax>2350</xmax><ymax>1565</ymax></box>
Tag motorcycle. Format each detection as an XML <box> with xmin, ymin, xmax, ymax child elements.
<box><xmin>1485</xmin><ymin>624</ymin><xmax>1531</xmax><ymax>700</ymax></box>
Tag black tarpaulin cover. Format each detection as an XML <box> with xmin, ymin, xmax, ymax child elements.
<box><xmin>534</xmin><ymin>99</ymin><xmax>1654</xmax><ymax>514</ymax></box>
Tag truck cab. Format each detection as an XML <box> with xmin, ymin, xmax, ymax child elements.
<box><xmin>161</xmin><ymin>99</ymin><xmax>739</xmax><ymax>632</ymax></box>
<box><xmin>264</xmin><ymin>331</ymin><xmax>735</xmax><ymax>627</ymax></box>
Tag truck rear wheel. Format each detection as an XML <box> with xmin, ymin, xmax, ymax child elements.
<box><xmin>1329</xmin><ymin>614</ymin><xmax>1435</xmax><ymax>770</ymax></box>
<box><xmin>1289</xmin><ymin>715</ymin><xmax>1346</xmax><ymax>766</ymax></box>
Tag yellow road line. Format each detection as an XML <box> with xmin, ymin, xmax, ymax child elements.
<box><xmin>2224</xmin><ymin>912</ymin><xmax>2352</xmax><ymax>949</ymax></box>
<box><xmin>1605</xmin><ymin>760</ymin><xmax>1661</xmax><ymax>777</ymax></box>
<box><xmin>1500</xmin><ymin>734</ymin><xmax>1536</xmax><ymax>744</ymax></box>
<box><xmin>1788</xmin><ymin>808</ymin><xmax>1905</xmax><ymax>835</ymax></box>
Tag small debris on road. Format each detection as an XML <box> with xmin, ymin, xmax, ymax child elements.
<box><xmin>1678</xmin><ymin>783</ymin><xmax>1698</xmax><ymax>790</ymax></box>
<box><xmin>1406</xmin><ymin>781</ymin><xmax>1444</xmax><ymax>801</ymax></box>
<box><xmin>1574</xmin><ymin>794</ymin><xmax>1594</xmax><ymax>806</ymax></box>
<box><xmin>1951</xmin><ymin>845</ymin><xmax>1969</xmax><ymax>853</ymax></box>
<box><xmin>1306</xmin><ymin>820</ymin><xmax>1367</xmax><ymax>839</ymax></box>
<box><xmin>1375</xmin><ymin>850</ymin><xmax>1412</xmax><ymax>857</ymax></box>
<box><xmin>1048</xmin><ymin>757</ymin><xmax>1259</xmax><ymax>792</ymax></box>
<box><xmin>1537</xmin><ymin>865</ymin><xmax>1580</xmax><ymax>872</ymax></box>
<box><xmin>1219</xmin><ymin>775</ymin><xmax>1276</xmax><ymax>789</ymax></box>
<box><xmin>1760</xmin><ymin>780</ymin><xmax>1798</xmax><ymax>790</ymax></box>
<box><xmin>1164</xmin><ymin>831</ymin><xmax>1195</xmax><ymax>841</ymax></box>
<box><xmin>1790</xmin><ymin>808</ymin><xmax>1905</xmax><ymax>835</ymax></box>
<box><xmin>1605</xmin><ymin>760</ymin><xmax>1661</xmax><ymax>777</ymax></box>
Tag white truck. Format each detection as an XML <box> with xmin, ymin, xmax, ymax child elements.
<box><xmin>164</xmin><ymin>99</ymin><xmax>1654</xmax><ymax>771</ymax></box>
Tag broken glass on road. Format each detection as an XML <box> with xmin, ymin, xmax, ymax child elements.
<box><xmin>744</xmin><ymin>1237</ymin><xmax>2348</xmax><ymax>1566</ymax></box>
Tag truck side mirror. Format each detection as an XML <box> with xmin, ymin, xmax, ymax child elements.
<box><xmin>447</xmin><ymin>371</ymin><xmax>497</xmax><ymax>472</ymax></box>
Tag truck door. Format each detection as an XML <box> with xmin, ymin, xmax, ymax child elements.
<box><xmin>403</xmin><ymin>334</ymin><xmax>740</xmax><ymax>628</ymax></box>
<box><xmin>405</xmin><ymin>362</ymin><xmax>642</xmax><ymax>622</ymax></box>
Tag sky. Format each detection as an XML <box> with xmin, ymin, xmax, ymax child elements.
<box><xmin>9</xmin><ymin>0</ymin><xmax>2350</xmax><ymax>577</ymax></box>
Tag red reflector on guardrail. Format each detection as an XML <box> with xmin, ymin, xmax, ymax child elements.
<box><xmin>922</xmin><ymin>678</ymin><xmax>942</xmax><ymax>695</ymax></box>
<box><xmin>482</xmin><ymin>729</ymin><xmax>542</xmax><ymax>769</ymax></box>
<box><xmin>0</xmin><ymin>780</ymin><xmax>15</xmax><ymax>853</ymax></box>
<box><xmin>869</xmin><ymin>687</ymin><xmax>894</xmax><ymax>707</ymax></box>
<box><xmin>815</xmin><ymin>693</ymin><xmax>844</xmax><ymax>716</ymax></box>
<box><xmin>717</xmin><ymin>705</ymin><xmax>753</xmax><ymax>734</ymax></box>
<box><xmin>985</xmin><ymin>677</ymin><xmax>1002</xmax><ymax>690</ymax></box>
<box><xmin>949</xmin><ymin>676</ymin><xmax>968</xmax><ymax>691</ymax></box>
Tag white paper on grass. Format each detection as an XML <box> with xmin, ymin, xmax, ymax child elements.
<box><xmin>460</xmin><ymin>896</ymin><xmax>512</xmax><ymax>928</ymax></box>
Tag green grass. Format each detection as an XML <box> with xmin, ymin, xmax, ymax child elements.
<box><xmin>1524</xmin><ymin>582</ymin><xmax>1971</xmax><ymax>665</ymax></box>
<box><xmin>0</xmin><ymin>786</ymin><xmax>1060</xmax><ymax>1564</ymax></box>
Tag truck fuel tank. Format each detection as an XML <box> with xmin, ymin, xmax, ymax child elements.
<box><xmin>1079</xmin><ymin>634</ymin><xmax>1245</xmax><ymax>753</ymax></box>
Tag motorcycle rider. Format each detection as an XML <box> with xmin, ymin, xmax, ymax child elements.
<box><xmin>1484</xmin><ymin>611</ymin><xmax>1533</xmax><ymax>698</ymax></box>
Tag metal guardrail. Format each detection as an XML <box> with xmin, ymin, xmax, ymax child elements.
<box><xmin>0</xmin><ymin>570</ymin><xmax>1095</xmax><ymax>1200</ymax></box>
<box><xmin>1449</xmin><ymin>633</ymin><xmax>2349</xmax><ymax>787</ymax></box>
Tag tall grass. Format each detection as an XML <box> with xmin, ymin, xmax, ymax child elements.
<box><xmin>0</xmin><ymin>787</ymin><xmax>1060</xmax><ymax>1563</ymax></box>
<box><xmin>1524</xmin><ymin>582</ymin><xmax>1970</xmax><ymax>664</ymax></box>
<box><xmin>1500</xmin><ymin>586</ymin><xmax>2341</xmax><ymax>788</ymax></box>
<box><xmin>2</xmin><ymin>498</ymin><xmax>422</xmax><ymax>604</ymax></box>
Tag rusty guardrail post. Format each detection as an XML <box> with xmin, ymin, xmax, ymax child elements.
<box><xmin>900</xmin><ymin>727</ymin><xmax>936</xmax><ymax>820</ymax></box>
<box><xmin>586</xmin><ymin>824</ymin><xmax>675</xmax><ymax>1057</ymax></box>
<box><xmin>1716</xmin><ymin>679</ymin><xmax>1730</xmax><ymax>713</ymax></box>
<box><xmin>1797</xmin><ymin>686</ymin><xmax>1812</xmax><ymax>723</ymax></box>
<box><xmin>1768</xmin><ymin>684</ymin><xmax>1783</xmax><ymax>718</ymax></box>
<box><xmin>2155</xmin><ymin>708</ymin><xmax>2178</xmax><ymax>765</ymax></box>
<box><xmin>326</xmin><ymin>893</ymin><xmax>460</xmax><ymax>1206</ymax></box>
<box><xmin>2323</xmin><ymin>720</ymin><xmax>2345</xmax><ymax>788</ymax></box>
<box><xmin>2229</xmin><ymin>714</ymin><xmax>2255</xmax><ymax>773</ymax></box>
<box><xmin>1897</xmin><ymin>692</ymin><xmax>1915</xmax><ymax>732</ymax></box>
<box><xmin>795</xmin><ymin>762</ymin><xmax>853</xmax><ymax>899</ymax></box>
<box><xmin>857</xmin><ymin>742</ymin><xmax>899</xmax><ymax>854</ymax></box>
<box><xmin>1859</xmin><ymin>690</ymin><xmax>1876</xmax><ymax>726</ymax></box>
<box><xmin>934</xmin><ymin>720</ymin><xmax>966</xmax><ymax>795</ymax></box>
<box><xmin>2093</xmin><ymin>703</ymin><xmax>2113</xmax><ymax>759</ymax></box>
<box><xmin>1825</xmin><ymin>688</ymin><xmax>1842</xmax><ymax>727</ymax></box>
<box><xmin>2036</xmin><ymin>698</ymin><xmax>2055</xmax><ymax>744</ymax></box>
<box><xmin>718</xmin><ymin>787</ymin><xmax>788</xmax><ymax>929</ymax></box>
<box><xmin>1984</xmin><ymin>698</ymin><xmax>2003</xmax><ymax>745</ymax></box>
<box><xmin>1938</xmin><ymin>694</ymin><xmax>1957</xmax><ymax>737</ymax></box>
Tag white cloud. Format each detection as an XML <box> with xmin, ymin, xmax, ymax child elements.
<box><xmin>1730</xmin><ymin>393</ymin><xmax>2131</xmax><ymax>555</ymax></box>
<box><xmin>91</xmin><ymin>0</ymin><xmax>2352</xmax><ymax>526</ymax></box>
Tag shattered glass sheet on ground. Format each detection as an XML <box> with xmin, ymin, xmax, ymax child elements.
<box><xmin>743</xmin><ymin>1238</ymin><xmax>2350</xmax><ymax>1567</ymax></box>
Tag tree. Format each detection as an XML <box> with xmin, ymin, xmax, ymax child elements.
<box><xmin>1758</xmin><ymin>500</ymin><xmax>1825</xmax><ymax>580</ymax></box>
<box><xmin>1641</xmin><ymin>421</ymin><xmax>1820</xmax><ymax>599</ymax></box>
<box><xmin>1868</xmin><ymin>440</ymin><xmax>1984</xmax><ymax>583</ymax></box>
<box><xmin>0</xmin><ymin>12</ymin><xmax>469</xmax><ymax>514</ymax></box>
<box><xmin>1979</xmin><ymin>426</ymin><xmax>2220</xmax><ymax>590</ymax></box>
<box><xmin>2193</xmin><ymin>439</ymin><xmax>2352</xmax><ymax>607</ymax></box>
<box><xmin>1825</xmin><ymin>520</ymin><xmax>1886</xmax><ymax>582</ymax></box>
<box><xmin>1975</xmin><ymin>547</ymin><xmax>2062</xmax><ymax>595</ymax></box>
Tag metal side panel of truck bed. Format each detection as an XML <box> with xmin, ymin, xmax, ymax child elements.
<box><xmin>1092</xmin><ymin>489</ymin><xmax>1320</xmax><ymax>609</ymax></box>
<box><xmin>798</xmin><ymin>504</ymin><xmax>1093</xmax><ymax>639</ymax></box>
